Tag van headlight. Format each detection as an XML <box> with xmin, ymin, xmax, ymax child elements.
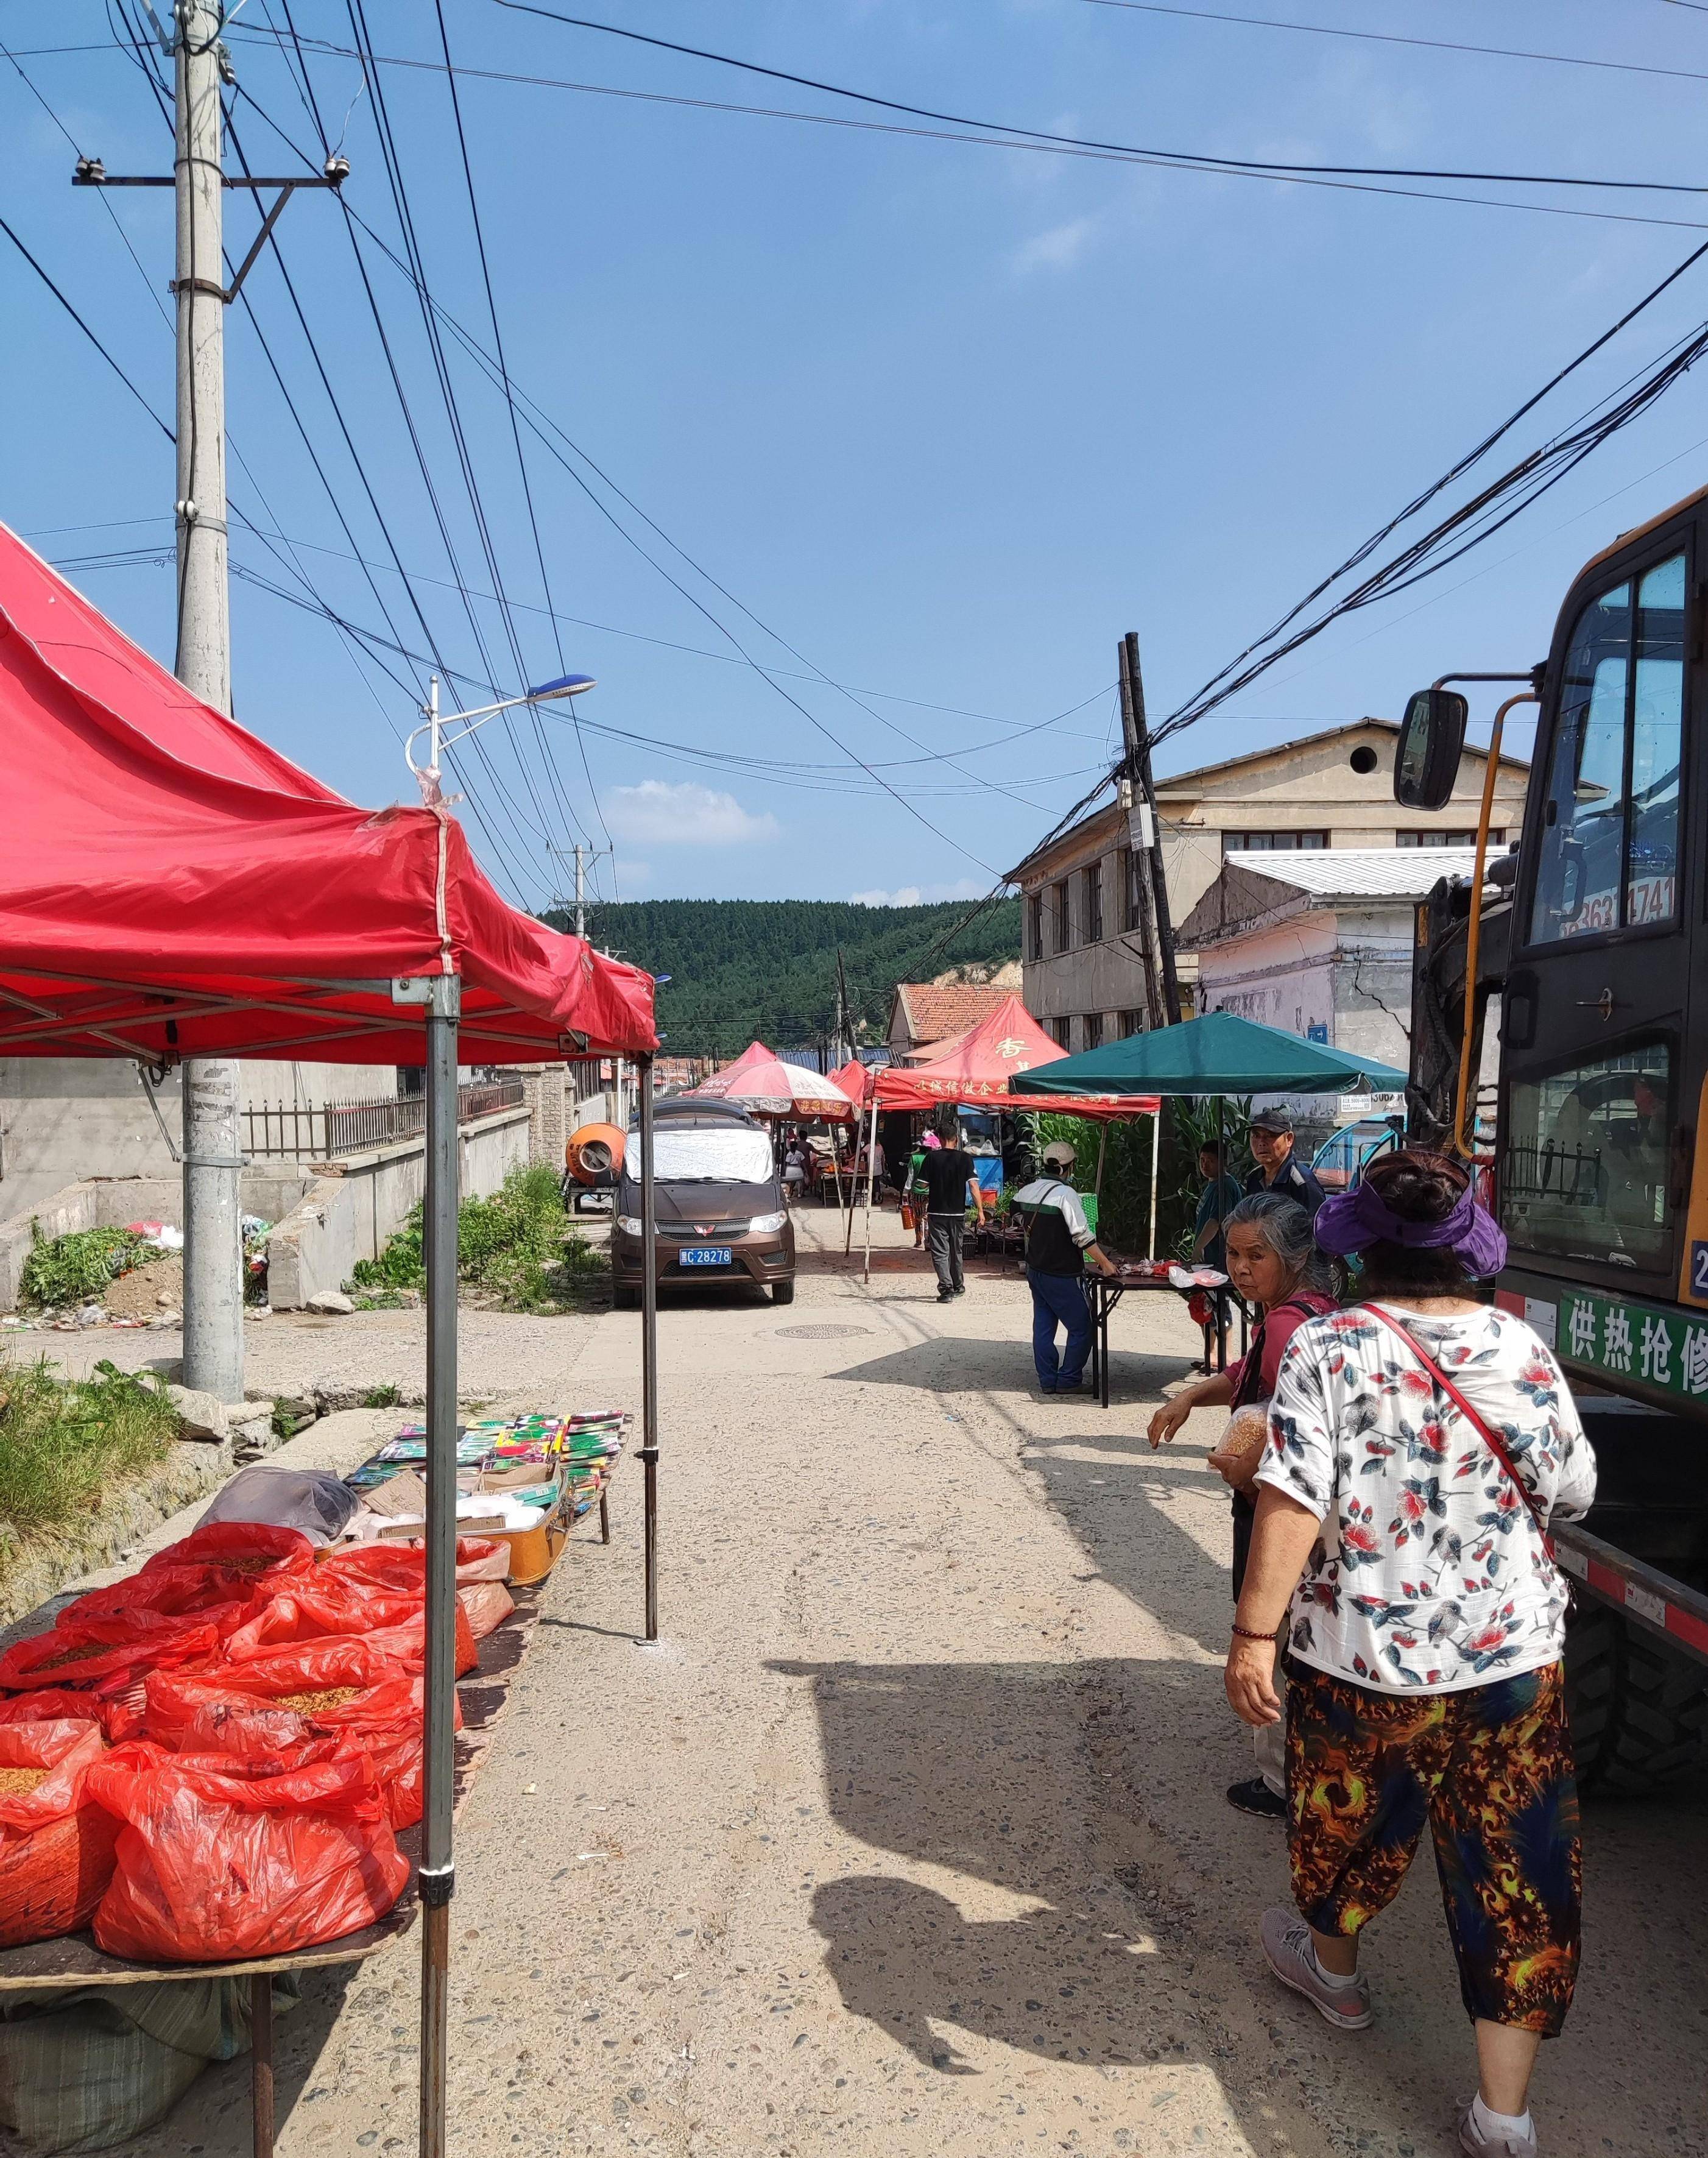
<box><xmin>749</xmin><ymin>1209</ymin><xmax>786</xmax><ymax>1234</ymax></box>
<box><xmin>616</xmin><ymin>1215</ymin><xmax>643</xmax><ymax>1236</ymax></box>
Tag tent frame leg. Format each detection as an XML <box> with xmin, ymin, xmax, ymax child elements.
<box><xmin>638</xmin><ymin>1054</ymin><xmax>660</xmax><ymax>1641</ymax></box>
<box><xmin>407</xmin><ymin>972</ymin><xmax>461</xmax><ymax>2158</ymax></box>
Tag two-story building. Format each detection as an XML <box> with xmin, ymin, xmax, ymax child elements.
<box><xmin>1006</xmin><ymin>719</ymin><xmax>1528</xmax><ymax>1051</ymax></box>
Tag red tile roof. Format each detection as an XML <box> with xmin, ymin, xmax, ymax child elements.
<box><xmin>889</xmin><ymin>983</ymin><xmax>1012</xmax><ymax>1050</ymax></box>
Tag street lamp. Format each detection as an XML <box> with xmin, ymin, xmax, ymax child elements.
<box><xmin>406</xmin><ymin>671</ymin><xmax>596</xmax><ymax>806</ymax></box>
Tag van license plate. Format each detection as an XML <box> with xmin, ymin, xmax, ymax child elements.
<box><xmin>681</xmin><ymin>1247</ymin><xmax>732</xmax><ymax>1267</ymax></box>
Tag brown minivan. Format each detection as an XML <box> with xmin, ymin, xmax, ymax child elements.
<box><xmin>610</xmin><ymin>1098</ymin><xmax>796</xmax><ymax>1307</ymax></box>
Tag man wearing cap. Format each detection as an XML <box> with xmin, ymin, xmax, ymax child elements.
<box><xmin>1012</xmin><ymin>1141</ymin><xmax>1119</xmax><ymax>1395</ymax></box>
<box><xmin>1244</xmin><ymin>1108</ymin><xmax>1325</xmax><ymax>1217</ymax></box>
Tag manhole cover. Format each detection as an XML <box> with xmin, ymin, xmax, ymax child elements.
<box><xmin>775</xmin><ymin>1323</ymin><xmax>873</xmax><ymax>1340</ymax></box>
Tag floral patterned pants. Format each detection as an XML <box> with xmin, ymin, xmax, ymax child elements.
<box><xmin>1285</xmin><ymin>1658</ymin><xmax>1581</xmax><ymax>2034</ymax></box>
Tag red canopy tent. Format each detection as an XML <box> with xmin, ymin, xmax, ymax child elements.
<box><xmin>0</xmin><ymin>520</ymin><xmax>658</xmax><ymax>2152</ymax></box>
<box><xmin>873</xmin><ymin>994</ymin><xmax>1160</xmax><ymax>1116</ymax></box>
<box><xmin>826</xmin><ymin>1056</ymin><xmax>873</xmax><ymax>1105</ymax></box>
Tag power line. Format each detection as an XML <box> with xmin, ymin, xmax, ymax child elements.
<box><xmin>221</xmin><ymin>23</ymin><xmax>1708</xmax><ymax>234</ymax></box>
<box><xmin>428</xmin><ymin>0</ymin><xmax>613</xmax><ymax>865</ymax></box>
<box><xmin>491</xmin><ymin>2</ymin><xmax>1708</xmax><ymax>200</ymax></box>
<box><xmin>1070</xmin><ymin>0</ymin><xmax>1708</xmax><ymax>87</ymax></box>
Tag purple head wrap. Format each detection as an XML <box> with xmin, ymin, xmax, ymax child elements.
<box><xmin>1315</xmin><ymin>1176</ymin><xmax>1507</xmax><ymax>1278</ymax></box>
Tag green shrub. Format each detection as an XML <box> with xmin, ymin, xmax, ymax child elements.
<box><xmin>19</xmin><ymin>1226</ymin><xmax>147</xmax><ymax>1309</ymax></box>
<box><xmin>0</xmin><ymin>1357</ymin><xmax>176</xmax><ymax>1554</ymax></box>
<box><xmin>352</xmin><ymin>1167</ymin><xmax>597</xmax><ymax>1312</ymax></box>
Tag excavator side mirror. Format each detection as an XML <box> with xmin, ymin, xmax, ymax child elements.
<box><xmin>1394</xmin><ymin>687</ymin><xmax>1469</xmax><ymax>810</ymax></box>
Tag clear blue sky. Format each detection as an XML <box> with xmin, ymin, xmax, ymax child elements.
<box><xmin>5</xmin><ymin>0</ymin><xmax>1708</xmax><ymax>915</ymax></box>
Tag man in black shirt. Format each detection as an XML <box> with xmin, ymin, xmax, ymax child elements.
<box><xmin>916</xmin><ymin>1121</ymin><xmax>983</xmax><ymax>1301</ymax></box>
<box><xmin>1243</xmin><ymin>1106</ymin><xmax>1325</xmax><ymax>1215</ymax></box>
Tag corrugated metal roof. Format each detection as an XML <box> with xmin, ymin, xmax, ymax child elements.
<box><xmin>1220</xmin><ymin>846</ymin><xmax>1492</xmax><ymax>898</ymax></box>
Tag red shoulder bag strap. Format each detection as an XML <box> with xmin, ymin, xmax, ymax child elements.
<box><xmin>1360</xmin><ymin>1303</ymin><xmax>1554</xmax><ymax>1556</ymax></box>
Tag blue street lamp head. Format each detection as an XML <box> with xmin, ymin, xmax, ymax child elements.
<box><xmin>526</xmin><ymin>673</ymin><xmax>596</xmax><ymax>701</ymax></box>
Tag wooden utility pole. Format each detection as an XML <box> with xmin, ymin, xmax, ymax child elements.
<box><xmin>1121</xmin><ymin>631</ymin><xmax>1183</xmax><ymax>1025</ymax></box>
<box><xmin>1117</xmin><ymin>638</ymin><xmax>1164</xmax><ymax>1029</ymax></box>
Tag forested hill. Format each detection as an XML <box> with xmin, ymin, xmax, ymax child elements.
<box><xmin>539</xmin><ymin>897</ymin><xmax>1021</xmax><ymax>1058</ymax></box>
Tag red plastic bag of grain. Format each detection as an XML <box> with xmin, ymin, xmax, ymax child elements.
<box><xmin>0</xmin><ymin>1691</ymin><xmax>122</xmax><ymax>1735</ymax></box>
<box><xmin>457</xmin><ymin>1581</ymin><xmax>513</xmax><ymax>1643</ymax></box>
<box><xmin>0</xmin><ymin>1612</ymin><xmax>221</xmax><ymax>1696</ymax></box>
<box><xmin>87</xmin><ymin>1743</ymin><xmax>409</xmax><ymax>1962</ymax></box>
<box><xmin>218</xmin><ymin>1582</ymin><xmax>426</xmax><ymax>1662</ymax></box>
<box><xmin>322</xmin><ymin>1538</ymin><xmax>509</xmax><ymax>1591</ymax></box>
<box><xmin>59</xmin><ymin>1566</ymin><xmax>263</xmax><ymax>1642</ymax></box>
<box><xmin>0</xmin><ymin>1721</ymin><xmax>120</xmax><ymax>1948</ymax></box>
<box><xmin>138</xmin><ymin>1672</ymin><xmax>456</xmax><ymax>1830</ymax></box>
<box><xmin>141</xmin><ymin>1523</ymin><xmax>314</xmax><ymax>1588</ymax></box>
<box><xmin>306</xmin><ymin>1607</ymin><xmax>478</xmax><ymax>1679</ymax></box>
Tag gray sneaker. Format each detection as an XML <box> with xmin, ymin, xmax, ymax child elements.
<box><xmin>1458</xmin><ymin>2101</ymin><xmax>1539</xmax><ymax>2157</ymax></box>
<box><xmin>1258</xmin><ymin>1907</ymin><xmax>1373</xmax><ymax>2031</ymax></box>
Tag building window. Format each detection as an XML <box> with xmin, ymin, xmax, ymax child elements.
<box><xmin>1084</xmin><ymin>862</ymin><xmax>1104</xmax><ymax>944</ymax></box>
<box><xmin>1222</xmin><ymin>830</ymin><xmax>1329</xmax><ymax>852</ymax></box>
<box><xmin>1398</xmin><ymin>829</ymin><xmax>1505</xmax><ymax>849</ymax></box>
<box><xmin>1084</xmin><ymin>1012</ymin><xmax>1105</xmax><ymax>1050</ymax></box>
<box><xmin>1121</xmin><ymin>847</ymin><xmax>1143</xmax><ymax>932</ymax></box>
<box><xmin>1052</xmin><ymin>879</ymin><xmax>1071</xmax><ymax>954</ymax></box>
<box><xmin>1117</xmin><ymin>1008</ymin><xmax>1143</xmax><ymax>1038</ymax></box>
<box><xmin>1048</xmin><ymin>1016</ymin><xmax>1073</xmax><ymax>1050</ymax></box>
<box><xmin>1028</xmin><ymin>891</ymin><xmax>1044</xmax><ymax>960</ymax></box>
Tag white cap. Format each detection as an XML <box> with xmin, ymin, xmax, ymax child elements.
<box><xmin>1042</xmin><ymin>1140</ymin><xmax>1076</xmax><ymax>1170</ymax></box>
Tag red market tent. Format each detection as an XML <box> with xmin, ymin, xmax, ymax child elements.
<box><xmin>688</xmin><ymin>1042</ymin><xmax>855</xmax><ymax>1119</ymax></box>
<box><xmin>826</xmin><ymin>1057</ymin><xmax>874</xmax><ymax>1106</ymax></box>
<box><xmin>0</xmin><ymin>519</ymin><xmax>658</xmax><ymax>2156</ymax></box>
<box><xmin>872</xmin><ymin>995</ymin><xmax>1159</xmax><ymax>1115</ymax></box>
<box><xmin>0</xmin><ymin>522</ymin><xmax>654</xmax><ymax>1064</ymax></box>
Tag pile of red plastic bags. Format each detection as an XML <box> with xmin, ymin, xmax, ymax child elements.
<box><xmin>0</xmin><ymin>1525</ymin><xmax>513</xmax><ymax>1963</ymax></box>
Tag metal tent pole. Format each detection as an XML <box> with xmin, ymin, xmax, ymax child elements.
<box><xmin>1148</xmin><ymin>1109</ymin><xmax>1160</xmax><ymax>1260</ymax></box>
<box><xmin>417</xmin><ymin>974</ymin><xmax>460</xmax><ymax>2158</ymax></box>
<box><xmin>638</xmin><ymin>1055</ymin><xmax>660</xmax><ymax>1641</ymax></box>
<box><xmin>861</xmin><ymin>1094</ymin><xmax>880</xmax><ymax>1284</ymax></box>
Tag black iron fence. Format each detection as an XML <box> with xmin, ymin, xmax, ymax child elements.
<box><xmin>243</xmin><ymin>1078</ymin><xmax>525</xmax><ymax>1159</ymax></box>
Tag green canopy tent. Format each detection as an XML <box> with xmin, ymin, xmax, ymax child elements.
<box><xmin>1008</xmin><ymin>1010</ymin><xmax>1408</xmax><ymax>1099</ymax></box>
<box><xmin>1012</xmin><ymin>1013</ymin><xmax>1409</xmax><ymax>1371</ymax></box>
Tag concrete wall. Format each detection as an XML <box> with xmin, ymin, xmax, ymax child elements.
<box><xmin>0</xmin><ymin>1058</ymin><xmax>401</xmax><ymax>1219</ymax></box>
<box><xmin>0</xmin><ymin>1169</ymin><xmax>311</xmax><ymax>1311</ymax></box>
<box><xmin>265</xmin><ymin>1106</ymin><xmax>531</xmax><ymax>1308</ymax></box>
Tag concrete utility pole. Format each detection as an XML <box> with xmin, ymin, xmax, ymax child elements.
<box><xmin>1120</xmin><ymin>632</ymin><xmax>1184</xmax><ymax>1026</ymax></box>
<box><xmin>1116</xmin><ymin>639</ymin><xmax>1164</xmax><ymax>1030</ymax></box>
<box><xmin>550</xmin><ymin>843</ymin><xmax>612</xmax><ymax>939</ymax></box>
<box><xmin>175</xmin><ymin>0</ymin><xmax>244</xmax><ymax>1406</ymax></box>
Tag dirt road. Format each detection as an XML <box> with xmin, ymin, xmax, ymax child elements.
<box><xmin>113</xmin><ymin>1202</ymin><xmax>1706</xmax><ymax>2157</ymax></box>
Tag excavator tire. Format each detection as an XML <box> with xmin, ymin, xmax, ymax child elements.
<box><xmin>1564</xmin><ymin>1600</ymin><xmax>1708</xmax><ymax>1797</ymax></box>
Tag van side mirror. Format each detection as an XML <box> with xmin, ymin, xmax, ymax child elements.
<box><xmin>1394</xmin><ymin>687</ymin><xmax>1469</xmax><ymax>810</ymax></box>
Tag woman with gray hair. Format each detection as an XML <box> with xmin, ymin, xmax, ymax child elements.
<box><xmin>1148</xmin><ymin>1191</ymin><xmax>1338</xmax><ymax>1817</ymax></box>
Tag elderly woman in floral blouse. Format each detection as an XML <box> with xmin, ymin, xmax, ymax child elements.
<box><xmin>1226</xmin><ymin>1150</ymin><xmax>1596</xmax><ymax>2158</ymax></box>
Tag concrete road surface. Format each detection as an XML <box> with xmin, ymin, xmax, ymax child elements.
<box><xmin>108</xmin><ymin>1201</ymin><xmax>1706</xmax><ymax>2157</ymax></box>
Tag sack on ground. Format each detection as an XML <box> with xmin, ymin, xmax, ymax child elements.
<box><xmin>194</xmin><ymin>1467</ymin><xmax>358</xmax><ymax>1547</ymax></box>
<box><xmin>88</xmin><ymin>1744</ymin><xmax>409</xmax><ymax>1962</ymax></box>
<box><xmin>217</xmin><ymin>1581</ymin><xmax>426</xmax><ymax>1661</ymax></box>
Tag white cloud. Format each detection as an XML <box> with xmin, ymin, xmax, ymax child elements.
<box><xmin>604</xmin><ymin>780</ymin><xmax>778</xmax><ymax>847</ymax></box>
<box><xmin>1012</xmin><ymin>215</ymin><xmax>1098</xmax><ymax>275</ymax></box>
<box><xmin>852</xmin><ymin>879</ymin><xmax>985</xmax><ymax>907</ymax></box>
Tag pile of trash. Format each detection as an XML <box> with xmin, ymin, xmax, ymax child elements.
<box><xmin>10</xmin><ymin>1219</ymin><xmax>272</xmax><ymax>1333</ymax></box>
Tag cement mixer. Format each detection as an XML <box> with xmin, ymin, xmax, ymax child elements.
<box><xmin>563</xmin><ymin>1120</ymin><xmax>626</xmax><ymax>1213</ymax></box>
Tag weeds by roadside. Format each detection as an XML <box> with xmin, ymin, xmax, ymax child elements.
<box><xmin>0</xmin><ymin>1357</ymin><xmax>177</xmax><ymax>1560</ymax></box>
<box><xmin>351</xmin><ymin>1166</ymin><xmax>605</xmax><ymax>1313</ymax></box>
<box><xmin>20</xmin><ymin>1227</ymin><xmax>147</xmax><ymax>1310</ymax></box>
